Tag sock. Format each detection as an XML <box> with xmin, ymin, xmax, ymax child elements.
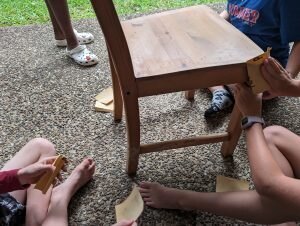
<box><xmin>211</xmin><ymin>89</ymin><xmax>233</xmax><ymax>110</ymax></box>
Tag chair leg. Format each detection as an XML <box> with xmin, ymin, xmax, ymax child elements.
<box><xmin>221</xmin><ymin>104</ymin><xmax>242</xmax><ymax>157</ymax></box>
<box><xmin>185</xmin><ymin>90</ymin><xmax>195</xmax><ymax>101</ymax></box>
<box><xmin>124</xmin><ymin>96</ymin><xmax>141</xmax><ymax>176</ymax></box>
<box><xmin>109</xmin><ymin>53</ymin><xmax>123</xmax><ymax>122</ymax></box>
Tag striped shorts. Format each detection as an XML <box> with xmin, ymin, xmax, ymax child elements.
<box><xmin>0</xmin><ymin>193</ymin><xmax>25</xmax><ymax>226</ymax></box>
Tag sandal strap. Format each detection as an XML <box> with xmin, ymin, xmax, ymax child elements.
<box><xmin>67</xmin><ymin>45</ymin><xmax>87</xmax><ymax>55</ymax></box>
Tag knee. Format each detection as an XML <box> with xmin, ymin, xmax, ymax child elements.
<box><xmin>263</xmin><ymin>125</ymin><xmax>286</xmax><ymax>144</ymax></box>
<box><xmin>29</xmin><ymin>138</ymin><xmax>56</xmax><ymax>156</ymax></box>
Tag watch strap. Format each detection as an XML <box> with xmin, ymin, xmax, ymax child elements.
<box><xmin>241</xmin><ymin>116</ymin><xmax>265</xmax><ymax>130</ymax></box>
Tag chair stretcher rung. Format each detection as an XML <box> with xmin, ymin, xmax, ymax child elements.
<box><xmin>140</xmin><ymin>132</ymin><xmax>229</xmax><ymax>154</ymax></box>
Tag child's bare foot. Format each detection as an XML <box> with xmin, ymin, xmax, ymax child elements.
<box><xmin>139</xmin><ymin>182</ymin><xmax>184</xmax><ymax>209</ymax></box>
<box><xmin>112</xmin><ymin>219</ymin><xmax>137</xmax><ymax>226</ymax></box>
<box><xmin>52</xmin><ymin>158</ymin><xmax>95</xmax><ymax>202</ymax></box>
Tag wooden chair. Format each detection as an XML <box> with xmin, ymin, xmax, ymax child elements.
<box><xmin>90</xmin><ymin>1</ymin><xmax>263</xmax><ymax>175</ymax></box>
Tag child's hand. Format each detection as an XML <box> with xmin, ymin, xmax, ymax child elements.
<box><xmin>262</xmin><ymin>90</ymin><xmax>277</xmax><ymax>100</ymax></box>
<box><xmin>261</xmin><ymin>57</ymin><xmax>295</xmax><ymax>98</ymax></box>
<box><xmin>17</xmin><ymin>156</ymin><xmax>65</xmax><ymax>185</ymax></box>
<box><xmin>232</xmin><ymin>83</ymin><xmax>262</xmax><ymax>117</ymax></box>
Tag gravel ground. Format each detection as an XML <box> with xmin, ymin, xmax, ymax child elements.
<box><xmin>1</xmin><ymin>3</ymin><xmax>299</xmax><ymax>226</ymax></box>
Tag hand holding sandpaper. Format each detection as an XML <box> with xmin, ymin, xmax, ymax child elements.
<box><xmin>246</xmin><ymin>48</ymin><xmax>271</xmax><ymax>94</ymax></box>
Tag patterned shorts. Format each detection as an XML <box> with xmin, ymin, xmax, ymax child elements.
<box><xmin>0</xmin><ymin>193</ymin><xmax>25</xmax><ymax>226</ymax></box>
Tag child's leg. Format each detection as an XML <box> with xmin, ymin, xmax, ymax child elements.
<box><xmin>264</xmin><ymin>126</ymin><xmax>300</xmax><ymax>178</ymax></box>
<box><xmin>1</xmin><ymin>138</ymin><xmax>56</xmax><ymax>226</ymax></box>
<box><xmin>140</xmin><ymin>126</ymin><xmax>300</xmax><ymax>224</ymax></box>
<box><xmin>44</xmin><ymin>0</ymin><xmax>78</xmax><ymax>50</ymax></box>
<box><xmin>44</xmin><ymin>0</ymin><xmax>98</xmax><ymax>66</ymax></box>
<box><xmin>44</xmin><ymin>0</ymin><xmax>65</xmax><ymax>40</ymax></box>
<box><xmin>2</xmin><ymin>138</ymin><xmax>56</xmax><ymax>204</ymax></box>
<box><xmin>25</xmin><ymin>185</ymin><xmax>53</xmax><ymax>226</ymax></box>
<box><xmin>41</xmin><ymin>158</ymin><xmax>95</xmax><ymax>226</ymax></box>
<box><xmin>139</xmin><ymin>183</ymin><xmax>297</xmax><ymax>224</ymax></box>
<box><xmin>205</xmin><ymin>85</ymin><xmax>234</xmax><ymax>117</ymax></box>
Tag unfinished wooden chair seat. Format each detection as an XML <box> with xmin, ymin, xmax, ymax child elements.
<box><xmin>90</xmin><ymin>1</ymin><xmax>263</xmax><ymax>175</ymax></box>
<box><xmin>122</xmin><ymin>6</ymin><xmax>262</xmax><ymax>80</ymax></box>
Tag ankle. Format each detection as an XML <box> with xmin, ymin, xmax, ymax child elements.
<box><xmin>67</xmin><ymin>42</ymin><xmax>79</xmax><ymax>51</ymax></box>
<box><xmin>55</xmin><ymin>35</ymin><xmax>65</xmax><ymax>41</ymax></box>
<box><xmin>175</xmin><ymin>189</ymin><xmax>193</xmax><ymax>210</ymax></box>
<box><xmin>52</xmin><ymin>185</ymin><xmax>73</xmax><ymax>204</ymax></box>
<box><xmin>163</xmin><ymin>187</ymin><xmax>188</xmax><ymax>210</ymax></box>
<box><xmin>65</xmin><ymin>35</ymin><xmax>79</xmax><ymax>50</ymax></box>
<box><xmin>54</xmin><ymin>30</ymin><xmax>65</xmax><ymax>41</ymax></box>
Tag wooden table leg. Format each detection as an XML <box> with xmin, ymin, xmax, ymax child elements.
<box><xmin>109</xmin><ymin>52</ymin><xmax>123</xmax><ymax>122</ymax></box>
<box><xmin>185</xmin><ymin>90</ymin><xmax>195</xmax><ymax>101</ymax></box>
<box><xmin>221</xmin><ymin>104</ymin><xmax>243</xmax><ymax>157</ymax></box>
<box><xmin>124</xmin><ymin>97</ymin><xmax>141</xmax><ymax>176</ymax></box>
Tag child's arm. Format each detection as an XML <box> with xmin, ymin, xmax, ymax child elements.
<box><xmin>232</xmin><ymin>84</ymin><xmax>280</xmax><ymax>192</ymax></box>
<box><xmin>0</xmin><ymin>169</ymin><xmax>28</xmax><ymax>194</ymax></box>
<box><xmin>286</xmin><ymin>41</ymin><xmax>300</xmax><ymax>78</ymax></box>
<box><xmin>234</xmin><ymin>84</ymin><xmax>300</xmax><ymax>209</ymax></box>
<box><xmin>245</xmin><ymin>124</ymin><xmax>284</xmax><ymax>194</ymax></box>
<box><xmin>232</xmin><ymin>84</ymin><xmax>281</xmax><ymax>192</ymax></box>
<box><xmin>0</xmin><ymin>156</ymin><xmax>59</xmax><ymax>194</ymax></box>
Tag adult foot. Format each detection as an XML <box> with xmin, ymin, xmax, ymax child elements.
<box><xmin>138</xmin><ymin>182</ymin><xmax>184</xmax><ymax>209</ymax></box>
<box><xmin>52</xmin><ymin>158</ymin><xmax>95</xmax><ymax>202</ymax></box>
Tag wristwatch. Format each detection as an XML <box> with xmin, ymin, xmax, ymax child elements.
<box><xmin>241</xmin><ymin>116</ymin><xmax>265</xmax><ymax>130</ymax></box>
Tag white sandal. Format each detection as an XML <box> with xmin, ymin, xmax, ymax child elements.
<box><xmin>66</xmin><ymin>45</ymin><xmax>99</xmax><ymax>66</ymax></box>
<box><xmin>56</xmin><ymin>29</ymin><xmax>94</xmax><ymax>47</ymax></box>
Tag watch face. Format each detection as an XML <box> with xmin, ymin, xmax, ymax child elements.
<box><xmin>241</xmin><ymin>117</ymin><xmax>249</xmax><ymax>125</ymax></box>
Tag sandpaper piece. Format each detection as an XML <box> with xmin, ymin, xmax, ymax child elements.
<box><xmin>246</xmin><ymin>48</ymin><xmax>271</xmax><ymax>94</ymax></box>
<box><xmin>95</xmin><ymin>100</ymin><xmax>114</xmax><ymax>113</ymax></box>
<box><xmin>95</xmin><ymin>87</ymin><xmax>114</xmax><ymax>105</ymax></box>
<box><xmin>115</xmin><ymin>185</ymin><xmax>144</xmax><ymax>222</ymax></box>
<box><xmin>216</xmin><ymin>175</ymin><xmax>249</xmax><ymax>192</ymax></box>
<box><xmin>35</xmin><ymin>155</ymin><xmax>65</xmax><ymax>194</ymax></box>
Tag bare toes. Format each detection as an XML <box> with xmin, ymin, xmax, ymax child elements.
<box><xmin>146</xmin><ymin>201</ymin><xmax>155</xmax><ymax>207</ymax></box>
<box><xmin>138</xmin><ymin>187</ymin><xmax>149</xmax><ymax>193</ymax></box>
<box><xmin>140</xmin><ymin>181</ymin><xmax>154</xmax><ymax>188</ymax></box>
